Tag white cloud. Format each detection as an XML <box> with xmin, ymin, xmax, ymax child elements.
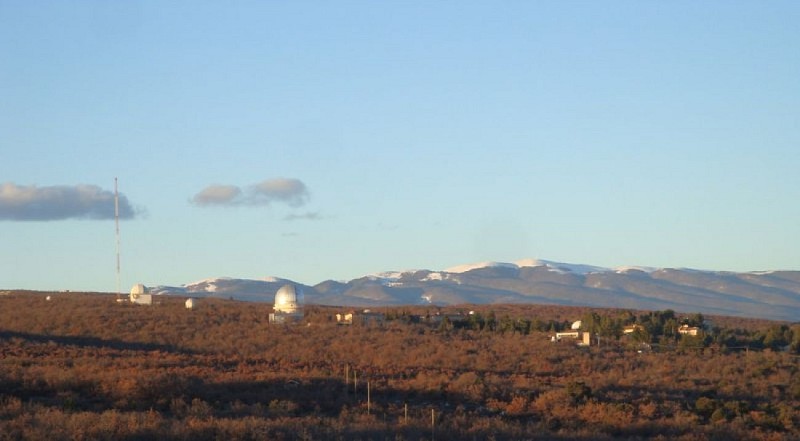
<box><xmin>251</xmin><ymin>178</ymin><xmax>309</xmax><ymax>207</ymax></box>
<box><xmin>0</xmin><ymin>182</ymin><xmax>138</xmax><ymax>221</ymax></box>
<box><xmin>192</xmin><ymin>178</ymin><xmax>310</xmax><ymax>208</ymax></box>
<box><xmin>191</xmin><ymin>185</ymin><xmax>243</xmax><ymax>206</ymax></box>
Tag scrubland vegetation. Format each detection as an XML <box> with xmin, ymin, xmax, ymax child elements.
<box><xmin>1</xmin><ymin>291</ymin><xmax>799</xmax><ymax>440</ymax></box>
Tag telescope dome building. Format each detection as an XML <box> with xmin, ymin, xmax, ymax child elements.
<box><xmin>129</xmin><ymin>283</ymin><xmax>153</xmax><ymax>305</ymax></box>
<box><xmin>269</xmin><ymin>284</ymin><xmax>304</xmax><ymax>324</ymax></box>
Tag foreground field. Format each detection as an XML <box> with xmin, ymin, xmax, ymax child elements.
<box><xmin>0</xmin><ymin>292</ymin><xmax>798</xmax><ymax>440</ymax></box>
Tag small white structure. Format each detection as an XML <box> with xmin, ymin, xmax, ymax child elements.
<box><xmin>129</xmin><ymin>283</ymin><xmax>153</xmax><ymax>305</ymax></box>
<box><xmin>269</xmin><ymin>284</ymin><xmax>304</xmax><ymax>324</ymax></box>
<box><xmin>336</xmin><ymin>312</ymin><xmax>354</xmax><ymax>325</ymax></box>
<box><xmin>623</xmin><ymin>324</ymin><xmax>645</xmax><ymax>334</ymax></box>
<box><xmin>555</xmin><ymin>330</ymin><xmax>580</xmax><ymax>340</ymax></box>
<box><xmin>678</xmin><ymin>324</ymin><xmax>700</xmax><ymax>336</ymax></box>
<box><xmin>571</xmin><ymin>320</ymin><xmax>582</xmax><ymax>330</ymax></box>
<box><xmin>185</xmin><ymin>298</ymin><xmax>195</xmax><ymax>310</ymax></box>
<box><xmin>336</xmin><ymin>310</ymin><xmax>385</xmax><ymax>326</ymax></box>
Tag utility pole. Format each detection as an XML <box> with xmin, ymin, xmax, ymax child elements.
<box><xmin>114</xmin><ymin>177</ymin><xmax>121</xmax><ymax>300</ymax></box>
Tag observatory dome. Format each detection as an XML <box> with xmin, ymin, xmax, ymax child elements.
<box><xmin>130</xmin><ymin>284</ymin><xmax>148</xmax><ymax>295</ymax></box>
<box><xmin>274</xmin><ymin>284</ymin><xmax>304</xmax><ymax>314</ymax></box>
<box><xmin>128</xmin><ymin>283</ymin><xmax>153</xmax><ymax>305</ymax></box>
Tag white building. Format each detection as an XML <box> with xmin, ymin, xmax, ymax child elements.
<box><xmin>269</xmin><ymin>284</ymin><xmax>304</xmax><ymax>324</ymax></box>
<box><xmin>336</xmin><ymin>310</ymin><xmax>385</xmax><ymax>326</ymax></box>
<box><xmin>553</xmin><ymin>321</ymin><xmax>592</xmax><ymax>346</ymax></box>
<box><xmin>336</xmin><ymin>312</ymin><xmax>354</xmax><ymax>325</ymax></box>
<box><xmin>129</xmin><ymin>284</ymin><xmax>153</xmax><ymax>305</ymax></box>
<box><xmin>678</xmin><ymin>324</ymin><xmax>700</xmax><ymax>336</ymax></box>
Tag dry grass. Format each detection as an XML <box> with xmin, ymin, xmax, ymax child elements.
<box><xmin>0</xmin><ymin>291</ymin><xmax>798</xmax><ymax>440</ymax></box>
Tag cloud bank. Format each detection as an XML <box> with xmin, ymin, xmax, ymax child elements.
<box><xmin>192</xmin><ymin>178</ymin><xmax>310</xmax><ymax>207</ymax></box>
<box><xmin>0</xmin><ymin>182</ymin><xmax>138</xmax><ymax>221</ymax></box>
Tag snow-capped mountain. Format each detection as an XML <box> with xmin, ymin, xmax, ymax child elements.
<box><xmin>153</xmin><ymin>259</ymin><xmax>800</xmax><ymax>321</ymax></box>
<box><xmin>152</xmin><ymin>277</ymin><xmax>292</xmax><ymax>303</ymax></box>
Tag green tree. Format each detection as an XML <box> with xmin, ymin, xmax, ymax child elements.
<box><xmin>662</xmin><ymin>318</ymin><xmax>679</xmax><ymax>342</ymax></box>
<box><xmin>684</xmin><ymin>313</ymin><xmax>704</xmax><ymax>328</ymax></box>
<box><xmin>467</xmin><ymin>312</ymin><xmax>484</xmax><ymax>331</ymax></box>
<box><xmin>580</xmin><ymin>312</ymin><xmax>600</xmax><ymax>334</ymax></box>
<box><xmin>517</xmin><ymin>319</ymin><xmax>532</xmax><ymax>336</ymax></box>
<box><xmin>499</xmin><ymin>315</ymin><xmax>514</xmax><ymax>335</ymax></box>
<box><xmin>790</xmin><ymin>324</ymin><xmax>800</xmax><ymax>353</ymax></box>
<box><xmin>631</xmin><ymin>327</ymin><xmax>651</xmax><ymax>344</ymax></box>
<box><xmin>438</xmin><ymin>315</ymin><xmax>452</xmax><ymax>332</ymax></box>
<box><xmin>486</xmin><ymin>311</ymin><xmax>497</xmax><ymax>332</ymax></box>
<box><xmin>678</xmin><ymin>334</ymin><xmax>706</xmax><ymax>351</ymax></box>
<box><xmin>762</xmin><ymin>325</ymin><xmax>790</xmax><ymax>351</ymax></box>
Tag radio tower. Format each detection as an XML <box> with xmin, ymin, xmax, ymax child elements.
<box><xmin>115</xmin><ymin>177</ymin><xmax>121</xmax><ymax>300</ymax></box>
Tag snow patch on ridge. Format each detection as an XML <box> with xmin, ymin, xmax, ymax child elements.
<box><xmin>614</xmin><ymin>266</ymin><xmax>658</xmax><ymax>274</ymax></box>
<box><xmin>422</xmin><ymin>272</ymin><xmax>445</xmax><ymax>281</ymax></box>
<box><xmin>370</xmin><ymin>271</ymin><xmax>408</xmax><ymax>280</ymax></box>
<box><xmin>186</xmin><ymin>277</ymin><xmax>231</xmax><ymax>286</ymax></box>
<box><xmin>445</xmin><ymin>259</ymin><xmax>610</xmax><ymax>275</ymax></box>
<box><xmin>367</xmin><ymin>270</ymin><xmax>419</xmax><ymax>287</ymax></box>
<box><xmin>421</xmin><ymin>272</ymin><xmax>462</xmax><ymax>284</ymax></box>
<box><xmin>520</xmin><ymin>259</ymin><xmax>608</xmax><ymax>275</ymax></box>
<box><xmin>445</xmin><ymin>261</ymin><xmax>518</xmax><ymax>273</ymax></box>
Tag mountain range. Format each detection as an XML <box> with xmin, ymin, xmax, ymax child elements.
<box><xmin>151</xmin><ymin>259</ymin><xmax>800</xmax><ymax>322</ymax></box>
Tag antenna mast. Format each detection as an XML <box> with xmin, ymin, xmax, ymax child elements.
<box><xmin>115</xmin><ymin>177</ymin><xmax>121</xmax><ymax>299</ymax></box>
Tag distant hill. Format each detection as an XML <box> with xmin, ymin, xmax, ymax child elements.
<box><xmin>153</xmin><ymin>259</ymin><xmax>800</xmax><ymax>321</ymax></box>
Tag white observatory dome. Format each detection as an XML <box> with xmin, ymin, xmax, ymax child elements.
<box><xmin>274</xmin><ymin>284</ymin><xmax>304</xmax><ymax>314</ymax></box>
<box><xmin>128</xmin><ymin>283</ymin><xmax>153</xmax><ymax>305</ymax></box>
<box><xmin>130</xmin><ymin>284</ymin><xmax>148</xmax><ymax>295</ymax></box>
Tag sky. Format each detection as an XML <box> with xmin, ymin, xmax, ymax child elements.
<box><xmin>1</xmin><ymin>1</ymin><xmax>799</xmax><ymax>292</ymax></box>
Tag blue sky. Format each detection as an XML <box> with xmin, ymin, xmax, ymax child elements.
<box><xmin>1</xmin><ymin>1</ymin><xmax>798</xmax><ymax>292</ymax></box>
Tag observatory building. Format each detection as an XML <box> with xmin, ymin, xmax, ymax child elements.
<box><xmin>129</xmin><ymin>283</ymin><xmax>153</xmax><ymax>305</ymax></box>
<box><xmin>553</xmin><ymin>320</ymin><xmax>592</xmax><ymax>346</ymax></box>
<box><xmin>269</xmin><ymin>284</ymin><xmax>304</xmax><ymax>324</ymax></box>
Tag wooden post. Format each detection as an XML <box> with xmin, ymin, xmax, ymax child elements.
<box><xmin>745</xmin><ymin>346</ymin><xmax>749</xmax><ymax>377</ymax></box>
<box><xmin>354</xmin><ymin>370</ymin><xmax>358</xmax><ymax>397</ymax></box>
<box><xmin>404</xmin><ymin>403</ymin><xmax>408</xmax><ymax>425</ymax></box>
<box><xmin>431</xmin><ymin>408</ymin><xmax>435</xmax><ymax>441</ymax></box>
<box><xmin>367</xmin><ymin>380</ymin><xmax>371</xmax><ymax>415</ymax></box>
